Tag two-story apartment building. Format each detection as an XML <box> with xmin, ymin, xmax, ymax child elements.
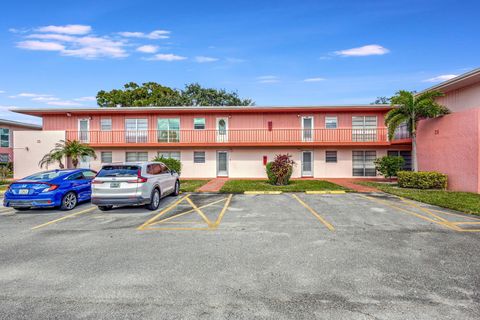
<box><xmin>0</xmin><ymin>119</ymin><xmax>41</xmax><ymax>164</ymax></box>
<box><xmin>417</xmin><ymin>68</ymin><xmax>480</xmax><ymax>193</ymax></box>
<box><xmin>12</xmin><ymin>105</ymin><xmax>412</xmax><ymax>179</ymax></box>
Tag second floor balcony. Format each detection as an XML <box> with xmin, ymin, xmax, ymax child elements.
<box><xmin>66</xmin><ymin>128</ymin><xmax>410</xmax><ymax>147</ymax></box>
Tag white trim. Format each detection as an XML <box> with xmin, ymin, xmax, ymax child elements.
<box><xmin>301</xmin><ymin>116</ymin><xmax>314</xmax><ymax>142</ymax></box>
<box><xmin>216</xmin><ymin>117</ymin><xmax>229</xmax><ymax>142</ymax></box>
<box><xmin>301</xmin><ymin>150</ymin><xmax>314</xmax><ymax>177</ymax></box>
<box><xmin>78</xmin><ymin>118</ymin><xmax>90</xmax><ymax>143</ymax></box>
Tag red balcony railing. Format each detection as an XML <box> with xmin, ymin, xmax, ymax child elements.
<box><xmin>66</xmin><ymin>128</ymin><xmax>407</xmax><ymax>146</ymax></box>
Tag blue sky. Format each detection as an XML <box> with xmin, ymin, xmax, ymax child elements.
<box><xmin>0</xmin><ymin>0</ymin><xmax>479</xmax><ymax>124</ymax></box>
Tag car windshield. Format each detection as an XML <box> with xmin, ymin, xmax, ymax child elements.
<box><xmin>97</xmin><ymin>165</ymin><xmax>139</xmax><ymax>177</ymax></box>
<box><xmin>23</xmin><ymin>170</ymin><xmax>72</xmax><ymax>181</ymax></box>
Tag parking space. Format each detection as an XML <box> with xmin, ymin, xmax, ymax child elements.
<box><xmin>1</xmin><ymin>193</ymin><xmax>479</xmax><ymax>319</ymax></box>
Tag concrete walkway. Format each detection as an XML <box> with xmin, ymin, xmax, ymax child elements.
<box><xmin>324</xmin><ymin>178</ymin><xmax>382</xmax><ymax>192</ymax></box>
<box><xmin>197</xmin><ymin>178</ymin><xmax>229</xmax><ymax>192</ymax></box>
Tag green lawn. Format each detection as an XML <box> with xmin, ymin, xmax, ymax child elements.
<box><xmin>220</xmin><ymin>179</ymin><xmax>348</xmax><ymax>193</ymax></box>
<box><xmin>180</xmin><ymin>179</ymin><xmax>210</xmax><ymax>192</ymax></box>
<box><xmin>358</xmin><ymin>182</ymin><xmax>480</xmax><ymax>215</ymax></box>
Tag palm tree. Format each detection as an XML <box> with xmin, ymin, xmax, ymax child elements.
<box><xmin>39</xmin><ymin>149</ymin><xmax>65</xmax><ymax>169</ymax></box>
<box><xmin>40</xmin><ymin>140</ymin><xmax>97</xmax><ymax>169</ymax></box>
<box><xmin>386</xmin><ymin>90</ymin><xmax>450</xmax><ymax>171</ymax></box>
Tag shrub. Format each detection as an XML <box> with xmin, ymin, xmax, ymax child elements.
<box><xmin>397</xmin><ymin>171</ymin><xmax>447</xmax><ymax>189</ymax></box>
<box><xmin>374</xmin><ymin>156</ymin><xmax>405</xmax><ymax>179</ymax></box>
<box><xmin>266</xmin><ymin>154</ymin><xmax>295</xmax><ymax>185</ymax></box>
<box><xmin>152</xmin><ymin>156</ymin><xmax>182</xmax><ymax>175</ymax></box>
<box><xmin>0</xmin><ymin>163</ymin><xmax>12</xmax><ymax>180</ymax></box>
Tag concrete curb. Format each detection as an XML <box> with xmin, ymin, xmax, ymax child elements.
<box><xmin>244</xmin><ymin>191</ymin><xmax>283</xmax><ymax>195</ymax></box>
<box><xmin>305</xmin><ymin>190</ymin><xmax>346</xmax><ymax>194</ymax></box>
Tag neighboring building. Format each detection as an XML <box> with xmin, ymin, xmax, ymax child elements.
<box><xmin>0</xmin><ymin>119</ymin><xmax>41</xmax><ymax>165</ymax></box>
<box><xmin>12</xmin><ymin>105</ymin><xmax>411</xmax><ymax>179</ymax></box>
<box><xmin>417</xmin><ymin>68</ymin><xmax>480</xmax><ymax>193</ymax></box>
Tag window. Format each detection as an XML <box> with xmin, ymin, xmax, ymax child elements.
<box><xmin>158</xmin><ymin>118</ymin><xmax>180</xmax><ymax>142</ymax></box>
<box><xmin>125</xmin><ymin>152</ymin><xmax>148</xmax><ymax>162</ymax></box>
<box><xmin>194</xmin><ymin>118</ymin><xmax>206</xmax><ymax>130</ymax></box>
<box><xmin>325</xmin><ymin>116</ymin><xmax>338</xmax><ymax>129</ymax></box>
<box><xmin>160</xmin><ymin>163</ymin><xmax>169</xmax><ymax>174</ymax></box>
<box><xmin>0</xmin><ymin>128</ymin><xmax>10</xmax><ymax>147</ymax></box>
<box><xmin>82</xmin><ymin>171</ymin><xmax>97</xmax><ymax>180</ymax></box>
<box><xmin>125</xmin><ymin>119</ymin><xmax>148</xmax><ymax>143</ymax></box>
<box><xmin>158</xmin><ymin>151</ymin><xmax>180</xmax><ymax>160</ymax></box>
<box><xmin>352</xmin><ymin>151</ymin><xmax>377</xmax><ymax>176</ymax></box>
<box><xmin>352</xmin><ymin>116</ymin><xmax>377</xmax><ymax>141</ymax></box>
<box><xmin>101</xmin><ymin>151</ymin><xmax>113</xmax><ymax>163</ymax></box>
<box><xmin>325</xmin><ymin>151</ymin><xmax>337</xmax><ymax>163</ymax></box>
<box><xmin>66</xmin><ymin>172</ymin><xmax>84</xmax><ymax>180</ymax></box>
<box><xmin>393</xmin><ymin>122</ymin><xmax>410</xmax><ymax>140</ymax></box>
<box><xmin>0</xmin><ymin>153</ymin><xmax>9</xmax><ymax>163</ymax></box>
<box><xmin>147</xmin><ymin>164</ymin><xmax>162</xmax><ymax>175</ymax></box>
<box><xmin>387</xmin><ymin>150</ymin><xmax>412</xmax><ymax>171</ymax></box>
<box><xmin>194</xmin><ymin>151</ymin><xmax>206</xmax><ymax>164</ymax></box>
<box><xmin>100</xmin><ymin>118</ymin><xmax>112</xmax><ymax>131</ymax></box>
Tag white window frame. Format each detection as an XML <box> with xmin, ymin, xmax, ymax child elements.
<box><xmin>125</xmin><ymin>152</ymin><xmax>148</xmax><ymax>162</ymax></box>
<box><xmin>0</xmin><ymin>153</ymin><xmax>9</xmax><ymax>162</ymax></box>
<box><xmin>100</xmin><ymin>118</ymin><xmax>112</xmax><ymax>131</ymax></box>
<box><xmin>325</xmin><ymin>116</ymin><xmax>338</xmax><ymax>129</ymax></box>
<box><xmin>157</xmin><ymin>151</ymin><xmax>181</xmax><ymax>160</ymax></box>
<box><xmin>193</xmin><ymin>151</ymin><xmax>206</xmax><ymax>164</ymax></box>
<box><xmin>325</xmin><ymin>150</ymin><xmax>337</xmax><ymax>163</ymax></box>
<box><xmin>125</xmin><ymin>119</ymin><xmax>148</xmax><ymax>143</ymax></box>
<box><xmin>194</xmin><ymin>118</ymin><xmax>206</xmax><ymax>130</ymax></box>
<box><xmin>100</xmin><ymin>151</ymin><xmax>113</xmax><ymax>163</ymax></box>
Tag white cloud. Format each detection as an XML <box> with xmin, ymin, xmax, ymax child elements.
<box><xmin>303</xmin><ymin>77</ymin><xmax>326</xmax><ymax>82</ymax></box>
<box><xmin>136</xmin><ymin>45</ymin><xmax>159</xmax><ymax>53</ymax></box>
<box><xmin>61</xmin><ymin>36</ymin><xmax>128</xmax><ymax>59</ymax></box>
<box><xmin>74</xmin><ymin>96</ymin><xmax>96</xmax><ymax>102</ymax></box>
<box><xmin>16</xmin><ymin>40</ymin><xmax>65</xmax><ymax>51</ymax></box>
<box><xmin>334</xmin><ymin>44</ymin><xmax>389</xmax><ymax>57</ymax></box>
<box><xmin>146</xmin><ymin>53</ymin><xmax>187</xmax><ymax>61</ymax></box>
<box><xmin>12</xmin><ymin>92</ymin><xmax>53</xmax><ymax>98</ymax></box>
<box><xmin>423</xmin><ymin>74</ymin><xmax>458</xmax><ymax>83</ymax></box>
<box><xmin>36</xmin><ymin>24</ymin><xmax>92</xmax><ymax>35</ymax></box>
<box><xmin>257</xmin><ymin>75</ymin><xmax>280</xmax><ymax>83</ymax></box>
<box><xmin>194</xmin><ymin>56</ymin><xmax>219</xmax><ymax>63</ymax></box>
<box><xmin>119</xmin><ymin>30</ymin><xmax>170</xmax><ymax>39</ymax></box>
<box><xmin>0</xmin><ymin>90</ymin><xmax>5</xmax><ymax>94</ymax></box>
<box><xmin>26</xmin><ymin>33</ymin><xmax>76</xmax><ymax>42</ymax></box>
<box><xmin>46</xmin><ymin>100</ymin><xmax>82</xmax><ymax>106</ymax></box>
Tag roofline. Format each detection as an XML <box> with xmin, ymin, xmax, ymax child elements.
<box><xmin>0</xmin><ymin>118</ymin><xmax>42</xmax><ymax>129</ymax></box>
<box><xmin>418</xmin><ymin>67</ymin><xmax>480</xmax><ymax>94</ymax></box>
<box><xmin>11</xmin><ymin>104</ymin><xmax>394</xmax><ymax>117</ymax></box>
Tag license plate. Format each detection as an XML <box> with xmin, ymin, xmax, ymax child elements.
<box><xmin>19</xmin><ymin>189</ymin><xmax>29</xmax><ymax>195</ymax></box>
<box><xmin>110</xmin><ymin>182</ymin><xmax>120</xmax><ymax>188</ymax></box>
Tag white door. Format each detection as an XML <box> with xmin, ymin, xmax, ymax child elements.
<box><xmin>216</xmin><ymin>118</ymin><xmax>228</xmax><ymax>142</ymax></box>
<box><xmin>302</xmin><ymin>116</ymin><xmax>313</xmax><ymax>142</ymax></box>
<box><xmin>302</xmin><ymin>151</ymin><xmax>313</xmax><ymax>177</ymax></box>
<box><xmin>125</xmin><ymin>119</ymin><xmax>148</xmax><ymax>143</ymax></box>
<box><xmin>78</xmin><ymin>119</ymin><xmax>90</xmax><ymax>143</ymax></box>
<box><xmin>78</xmin><ymin>156</ymin><xmax>91</xmax><ymax>169</ymax></box>
<box><xmin>217</xmin><ymin>151</ymin><xmax>229</xmax><ymax>177</ymax></box>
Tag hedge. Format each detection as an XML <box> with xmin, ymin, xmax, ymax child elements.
<box><xmin>152</xmin><ymin>156</ymin><xmax>182</xmax><ymax>175</ymax></box>
<box><xmin>397</xmin><ymin>171</ymin><xmax>447</xmax><ymax>189</ymax></box>
<box><xmin>266</xmin><ymin>162</ymin><xmax>293</xmax><ymax>185</ymax></box>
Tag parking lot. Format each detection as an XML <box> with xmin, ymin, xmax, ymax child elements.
<box><xmin>1</xmin><ymin>192</ymin><xmax>479</xmax><ymax>319</ymax></box>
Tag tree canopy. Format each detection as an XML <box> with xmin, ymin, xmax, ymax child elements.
<box><xmin>96</xmin><ymin>82</ymin><xmax>254</xmax><ymax>107</ymax></box>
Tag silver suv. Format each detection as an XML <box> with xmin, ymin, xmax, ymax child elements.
<box><xmin>91</xmin><ymin>162</ymin><xmax>180</xmax><ymax>211</ymax></box>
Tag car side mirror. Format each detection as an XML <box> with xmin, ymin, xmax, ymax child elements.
<box><xmin>170</xmin><ymin>170</ymin><xmax>176</xmax><ymax>175</ymax></box>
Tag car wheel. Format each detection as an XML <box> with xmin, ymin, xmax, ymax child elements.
<box><xmin>98</xmin><ymin>205</ymin><xmax>113</xmax><ymax>211</ymax></box>
<box><xmin>13</xmin><ymin>207</ymin><xmax>30</xmax><ymax>211</ymax></box>
<box><xmin>171</xmin><ymin>180</ymin><xmax>180</xmax><ymax>196</ymax></box>
<box><xmin>146</xmin><ymin>189</ymin><xmax>161</xmax><ymax>211</ymax></box>
<box><xmin>61</xmin><ymin>192</ymin><xmax>78</xmax><ymax>211</ymax></box>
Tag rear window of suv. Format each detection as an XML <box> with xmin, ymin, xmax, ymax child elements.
<box><xmin>97</xmin><ymin>165</ymin><xmax>139</xmax><ymax>177</ymax></box>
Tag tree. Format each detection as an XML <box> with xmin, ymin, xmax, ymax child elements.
<box><xmin>39</xmin><ymin>149</ymin><xmax>65</xmax><ymax>169</ymax></box>
<box><xmin>40</xmin><ymin>140</ymin><xmax>97</xmax><ymax>169</ymax></box>
<box><xmin>374</xmin><ymin>156</ymin><xmax>405</xmax><ymax>180</ymax></box>
<box><xmin>386</xmin><ymin>90</ymin><xmax>449</xmax><ymax>171</ymax></box>
<box><xmin>371</xmin><ymin>96</ymin><xmax>391</xmax><ymax>104</ymax></box>
<box><xmin>96</xmin><ymin>82</ymin><xmax>254</xmax><ymax>107</ymax></box>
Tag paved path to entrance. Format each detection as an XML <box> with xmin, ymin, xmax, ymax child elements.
<box><xmin>324</xmin><ymin>178</ymin><xmax>381</xmax><ymax>192</ymax></box>
<box><xmin>197</xmin><ymin>177</ymin><xmax>229</xmax><ymax>192</ymax></box>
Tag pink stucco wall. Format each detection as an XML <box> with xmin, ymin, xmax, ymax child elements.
<box><xmin>436</xmin><ymin>81</ymin><xmax>480</xmax><ymax>112</ymax></box>
<box><xmin>0</xmin><ymin>123</ymin><xmax>41</xmax><ymax>162</ymax></box>
<box><xmin>417</xmin><ymin>108</ymin><xmax>480</xmax><ymax>193</ymax></box>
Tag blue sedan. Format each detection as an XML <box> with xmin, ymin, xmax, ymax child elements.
<box><xmin>3</xmin><ymin>169</ymin><xmax>97</xmax><ymax>211</ymax></box>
